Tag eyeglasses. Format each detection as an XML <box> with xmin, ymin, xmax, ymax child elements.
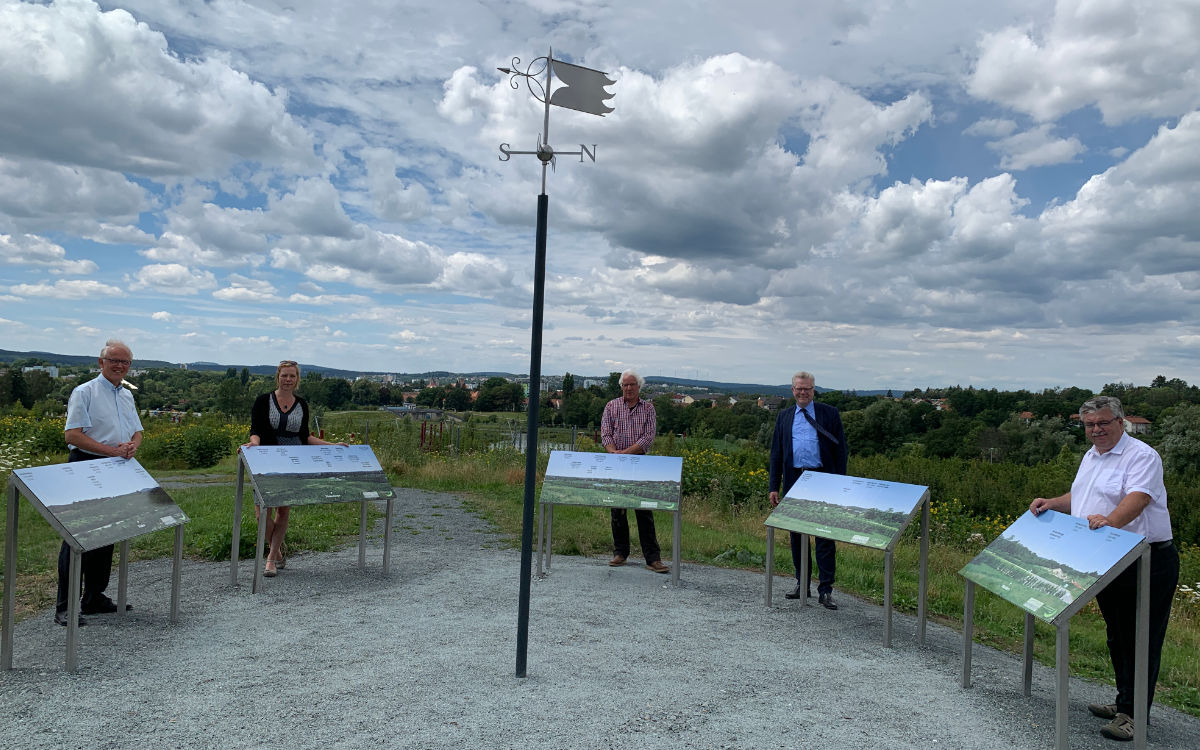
<box><xmin>103</xmin><ymin>358</ymin><xmax>132</xmax><ymax>366</ymax></box>
<box><xmin>792</xmin><ymin>387</ymin><xmax>814</xmax><ymax>393</ymax></box>
<box><xmin>1082</xmin><ymin>417</ymin><xmax>1121</xmax><ymax>431</ymax></box>
<box><xmin>279</xmin><ymin>360</ymin><xmax>298</xmax><ymax>367</ymax></box>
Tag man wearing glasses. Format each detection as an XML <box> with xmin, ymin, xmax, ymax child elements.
<box><xmin>1030</xmin><ymin>396</ymin><xmax>1178</xmax><ymax>742</ymax></box>
<box><xmin>768</xmin><ymin>371</ymin><xmax>848</xmax><ymax>609</ymax></box>
<box><xmin>54</xmin><ymin>339</ymin><xmax>143</xmax><ymax>626</ymax></box>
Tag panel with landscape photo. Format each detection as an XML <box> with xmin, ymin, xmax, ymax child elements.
<box><xmin>539</xmin><ymin>451</ymin><xmax>683</xmax><ymax>511</ymax></box>
<box><xmin>242</xmin><ymin>444</ymin><xmax>395</xmax><ymax>508</ymax></box>
<box><xmin>12</xmin><ymin>458</ymin><xmax>188</xmax><ymax>552</ymax></box>
<box><xmin>960</xmin><ymin>510</ymin><xmax>1144</xmax><ymax>623</ymax></box>
<box><xmin>766</xmin><ymin>471</ymin><xmax>928</xmax><ymax>549</ymax></box>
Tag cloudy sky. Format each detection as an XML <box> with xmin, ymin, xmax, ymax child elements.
<box><xmin>1</xmin><ymin>0</ymin><xmax>1198</xmax><ymax>391</ymax></box>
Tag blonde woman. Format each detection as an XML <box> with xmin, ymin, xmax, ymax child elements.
<box><xmin>245</xmin><ymin>360</ymin><xmax>339</xmax><ymax>576</ymax></box>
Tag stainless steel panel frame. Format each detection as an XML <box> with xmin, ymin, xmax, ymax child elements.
<box><xmin>537</xmin><ymin>501</ymin><xmax>679</xmax><ymax>585</ymax></box>
<box><xmin>962</xmin><ymin>540</ymin><xmax>1151</xmax><ymax>750</ymax></box>
<box><xmin>4</xmin><ymin>467</ymin><xmax>187</xmax><ymax>671</ymax></box>
<box><xmin>765</xmin><ymin>488</ymin><xmax>931</xmax><ymax>648</ymax></box>
<box><xmin>236</xmin><ymin>450</ymin><xmax>395</xmax><ymax>593</ymax></box>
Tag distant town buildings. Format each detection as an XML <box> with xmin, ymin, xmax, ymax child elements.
<box><xmin>1123</xmin><ymin>416</ymin><xmax>1152</xmax><ymax>435</ymax></box>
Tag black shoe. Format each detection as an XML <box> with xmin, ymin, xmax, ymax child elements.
<box><xmin>80</xmin><ymin>595</ymin><xmax>132</xmax><ymax>615</ymax></box>
<box><xmin>818</xmin><ymin>592</ymin><xmax>838</xmax><ymax>610</ymax></box>
<box><xmin>54</xmin><ymin>611</ymin><xmax>88</xmax><ymax>627</ymax></box>
<box><xmin>784</xmin><ymin>585</ymin><xmax>811</xmax><ymax>600</ymax></box>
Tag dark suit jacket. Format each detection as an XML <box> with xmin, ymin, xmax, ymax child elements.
<box><xmin>768</xmin><ymin>401</ymin><xmax>848</xmax><ymax>495</ymax></box>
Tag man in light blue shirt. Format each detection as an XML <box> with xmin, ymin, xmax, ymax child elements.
<box><xmin>55</xmin><ymin>340</ymin><xmax>143</xmax><ymax>626</ymax></box>
<box><xmin>768</xmin><ymin>371</ymin><xmax>848</xmax><ymax>609</ymax></box>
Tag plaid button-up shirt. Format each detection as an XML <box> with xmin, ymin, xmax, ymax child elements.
<box><xmin>600</xmin><ymin>397</ymin><xmax>657</xmax><ymax>453</ymax></box>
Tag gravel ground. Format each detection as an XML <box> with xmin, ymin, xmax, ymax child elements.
<box><xmin>2</xmin><ymin>487</ymin><xmax>1197</xmax><ymax>749</ymax></box>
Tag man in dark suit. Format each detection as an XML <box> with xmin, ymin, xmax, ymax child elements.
<box><xmin>768</xmin><ymin>371</ymin><xmax>848</xmax><ymax>609</ymax></box>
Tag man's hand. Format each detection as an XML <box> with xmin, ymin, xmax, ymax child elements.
<box><xmin>769</xmin><ymin>491</ymin><xmax>779</xmax><ymax>508</ymax></box>
<box><xmin>1030</xmin><ymin>492</ymin><xmax>1070</xmax><ymax>516</ymax></box>
<box><xmin>115</xmin><ymin>441</ymin><xmax>137</xmax><ymax>459</ymax></box>
<box><xmin>1087</xmin><ymin>514</ymin><xmax>1112</xmax><ymax>529</ymax></box>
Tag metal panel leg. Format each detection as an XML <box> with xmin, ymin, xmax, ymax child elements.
<box><xmin>1134</xmin><ymin>547</ymin><xmax>1150</xmax><ymax>750</ymax></box>
<box><xmin>884</xmin><ymin>550</ymin><xmax>893</xmax><ymax>648</ymax></box>
<box><xmin>800</xmin><ymin>534</ymin><xmax>810</xmax><ymax>606</ymax></box>
<box><xmin>1055</xmin><ymin>623</ymin><xmax>1069</xmax><ymax>750</ymax></box>
<box><xmin>171</xmin><ymin>525</ymin><xmax>183</xmax><ymax>624</ymax></box>
<box><xmin>1023</xmin><ymin>613</ymin><xmax>1035</xmax><ymax>696</ymax></box>
<box><xmin>535</xmin><ymin>500</ymin><xmax>545</xmax><ymax>578</ymax></box>
<box><xmin>671</xmin><ymin>507</ymin><xmax>681</xmax><ymax>586</ymax></box>
<box><xmin>765</xmin><ymin>527</ymin><xmax>774</xmax><ymax>607</ymax></box>
<box><xmin>918</xmin><ymin>497</ymin><xmax>929</xmax><ymax>645</ymax></box>
<box><xmin>383</xmin><ymin>498</ymin><xmax>394</xmax><ymax>576</ymax></box>
<box><xmin>357</xmin><ymin>500</ymin><xmax>368</xmax><ymax>570</ymax></box>
<box><xmin>117</xmin><ymin>541</ymin><xmax>129</xmax><ymax>619</ymax></box>
<box><xmin>546</xmin><ymin>505</ymin><xmax>554</xmax><ymax>573</ymax></box>
<box><xmin>2</xmin><ymin>486</ymin><xmax>18</xmax><ymax>670</ymax></box>
<box><xmin>66</xmin><ymin>549</ymin><xmax>81</xmax><ymax>672</ymax></box>
<box><xmin>252</xmin><ymin>506</ymin><xmax>267</xmax><ymax>594</ymax></box>
<box><xmin>961</xmin><ymin>580</ymin><xmax>974</xmax><ymax>688</ymax></box>
<box><xmin>230</xmin><ymin>459</ymin><xmax>245</xmax><ymax>586</ymax></box>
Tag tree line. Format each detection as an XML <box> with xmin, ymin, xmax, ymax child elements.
<box><xmin>3</xmin><ymin>361</ymin><xmax>1197</xmax><ymax>478</ymax></box>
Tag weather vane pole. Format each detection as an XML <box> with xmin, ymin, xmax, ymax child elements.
<box><xmin>498</xmin><ymin>49</ymin><xmax>614</xmax><ymax>679</ymax></box>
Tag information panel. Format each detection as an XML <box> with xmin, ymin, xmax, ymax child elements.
<box><xmin>766</xmin><ymin>471</ymin><xmax>928</xmax><ymax>549</ymax></box>
<box><xmin>959</xmin><ymin>509</ymin><xmax>1144</xmax><ymax>623</ymax></box>
<box><xmin>540</xmin><ymin>451</ymin><xmax>682</xmax><ymax>511</ymax></box>
<box><xmin>12</xmin><ymin>458</ymin><xmax>187</xmax><ymax>551</ymax></box>
<box><xmin>240</xmin><ymin>444</ymin><xmax>394</xmax><ymax>508</ymax></box>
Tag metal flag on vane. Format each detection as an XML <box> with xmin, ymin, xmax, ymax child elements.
<box><xmin>548</xmin><ymin>59</ymin><xmax>615</xmax><ymax>116</ymax></box>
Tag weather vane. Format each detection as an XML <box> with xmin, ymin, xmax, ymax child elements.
<box><xmin>498</xmin><ymin>49</ymin><xmax>614</xmax><ymax>191</ymax></box>
<box><xmin>499</xmin><ymin>49</ymin><xmax>614</xmax><ymax>680</ymax></box>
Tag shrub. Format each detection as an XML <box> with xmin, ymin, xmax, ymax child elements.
<box><xmin>180</xmin><ymin>423</ymin><xmax>235</xmax><ymax>468</ymax></box>
<box><xmin>681</xmin><ymin>445</ymin><xmax>768</xmax><ymax>514</ymax></box>
<box><xmin>31</xmin><ymin>416</ymin><xmax>67</xmax><ymax>451</ymax></box>
<box><xmin>140</xmin><ymin>417</ymin><xmax>243</xmax><ymax>469</ymax></box>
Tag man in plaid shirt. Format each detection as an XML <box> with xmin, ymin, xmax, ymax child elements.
<box><xmin>601</xmin><ymin>369</ymin><xmax>669</xmax><ymax>574</ymax></box>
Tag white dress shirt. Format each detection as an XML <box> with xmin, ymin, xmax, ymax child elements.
<box><xmin>1070</xmin><ymin>432</ymin><xmax>1172</xmax><ymax>543</ymax></box>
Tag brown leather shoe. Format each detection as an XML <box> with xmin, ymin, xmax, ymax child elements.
<box><xmin>646</xmin><ymin>560</ymin><xmax>670</xmax><ymax>574</ymax></box>
<box><xmin>608</xmin><ymin>555</ymin><xmax>627</xmax><ymax>567</ymax></box>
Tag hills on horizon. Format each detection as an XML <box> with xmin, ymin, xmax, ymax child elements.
<box><xmin>0</xmin><ymin>348</ymin><xmax>893</xmax><ymax>397</ymax></box>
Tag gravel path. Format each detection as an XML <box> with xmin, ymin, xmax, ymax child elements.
<box><xmin>2</xmin><ymin>488</ymin><xmax>1197</xmax><ymax>749</ymax></box>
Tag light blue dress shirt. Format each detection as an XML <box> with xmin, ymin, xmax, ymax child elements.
<box><xmin>791</xmin><ymin>404</ymin><xmax>821</xmax><ymax>469</ymax></box>
<box><xmin>65</xmin><ymin>375</ymin><xmax>144</xmax><ymax>455</ymax></box>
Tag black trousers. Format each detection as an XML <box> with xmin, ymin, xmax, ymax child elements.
<box><xmin>789</xmin><ymin>532</ymin><xmax>836</xmax><ymax>596</ymax></box>
<box><xmin>55</xmin><ymin>450</ymin><xmax>114</xmax><ymax>614</ymax></box>
<box><xmin>781</xmin><ymin>466</ymin><xmax>836</xmax><ymax>594</ymax></box>
<box><xmin>611</xmin><ymin>508</ymin><xmax>661</xmax><ymax>564</ymax></box>
<box><xmin>1096</xmin><ymin>540</ymin><xmax>1180</xmax><ymax>718</ymax></box>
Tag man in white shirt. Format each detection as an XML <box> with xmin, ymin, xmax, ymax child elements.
<box><xmin>55</xmin><ymin>340</ymin><xmax>143</xmax><ymax>626</ymax></box>
<box><xmin>1030</xmin><ymin>396</ymin><xmax>1178</xmax><ymax>742</ymax></box>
